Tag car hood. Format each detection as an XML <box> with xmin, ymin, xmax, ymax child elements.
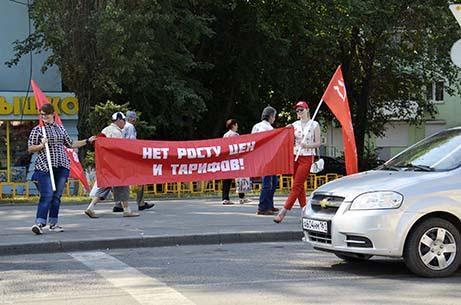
<box><xmin>314</xmin><ymin>170</ymin><xmax>447</xmax><ymax>201</ymax></box>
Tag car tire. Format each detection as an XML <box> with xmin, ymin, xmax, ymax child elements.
<box><xmin>404</xmin><ymin>217</ymin><xmax>461</xmax><ymax>277</ymax></box>
<box><xmin>334</xmin><ymin>253</ymin><xmax>373</xmax><ymax>262</ymax></box>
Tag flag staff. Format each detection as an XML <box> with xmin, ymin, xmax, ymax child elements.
<box><xmin>40</xmin><ymin>124</ymin><xmax>56</xmax><ymax>191</ymax></box>
<box><xmin>32</xmin><ymin>80</ymin><xmax>56</xmax><ymax>191</ymax></box>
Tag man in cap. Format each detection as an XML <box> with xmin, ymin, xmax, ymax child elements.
<box><xmin>84</xmin><ymin>112</ymin><xmax>139</xmax><ymax>218</ymax></box>
<box><xmin>251</xmin><ymin>106</ymin><xmax>280</xmax><ymax>215</ymax></box>
<box><xmin>113</xmin><ymin>111</ymin><xmax>155</xmax><ymax>212</ymax></box>
<box><xmin>122</xmin><ymin>111</ymin><xmax>137</xmax><ymax>139</ymax></box>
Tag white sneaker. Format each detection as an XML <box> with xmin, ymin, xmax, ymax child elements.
<box><xmin>123</xmin><ymin>211</ymin><xmax>140</xmax><ymax>217</ymax></box>
<box><xmin>49</xmin><ymin>224</ymin><xmax>64</xmax><ymax>232</ymax></box>
<box><xmin>32</xmin><ymin>224</ymin><xmax>44</xmax><ymax>235</ymax></box>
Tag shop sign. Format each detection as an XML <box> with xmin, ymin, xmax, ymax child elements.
<box><xmin>0</xmin><ymin>92</ymin><xmax>78</xmax><ymax>120</ymax></box>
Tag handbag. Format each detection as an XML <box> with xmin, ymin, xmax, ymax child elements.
<box><xmin>310</xmin><ymin>148</ymin><xmax>324</xmax><ymax>174</ymax></box>
<box><xmin>236</xmin><ymin>177</ymin><xmax>252</xmax><ymax>193</ymax></box>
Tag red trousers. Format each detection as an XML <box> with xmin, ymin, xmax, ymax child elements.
<box><xmin>284</xmin><ymin>156</ymin><xmax>313</xmax><ymax>210</ymax></box>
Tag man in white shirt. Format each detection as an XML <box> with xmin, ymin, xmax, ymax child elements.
<box><xmin>113</xmin><ymin>111</ymin><xmax>155</xmax><ymax>212</ymax></box>
<box><xmin>85</xmin><ymin>112</ymin><xmax>139</xmax><ymax>218</ymax></box>
<box><xmin>251</xmin><ymin>106</ymin><xmax>280</xmax><ymax>215</ymax></box>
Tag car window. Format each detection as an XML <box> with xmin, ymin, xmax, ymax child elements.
<box><xmin>384</xmin><ymin>129</ymin><xmax>461</xmax><ymax>171</ymax></box>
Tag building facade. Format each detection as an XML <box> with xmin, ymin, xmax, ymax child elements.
<box><xmin>0</xmin><ymin>1</ymin><xmax>78</xmax><ymax>194</ymax></box>
<box><xmin>323</xmin><ymin>80</ymin><xmax>460</xmax><ymax>162</ymax></box>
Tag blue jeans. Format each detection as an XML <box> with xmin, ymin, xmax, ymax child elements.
<box><xmin>258</xmin><ymin>175</ymin><xmax>278</xmax><ymax>212</ymax></box>
<box><xmin>32</xmin><ymin>167</ymin><xmax>70</xmax><ymax>226</ymax></box>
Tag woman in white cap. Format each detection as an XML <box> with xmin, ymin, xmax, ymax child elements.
<box><xmin>274</xmin><ymin>101</ymin><xmax>321</xmax><ymax>223</ymax></box>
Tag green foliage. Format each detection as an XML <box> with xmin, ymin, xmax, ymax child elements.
<box><xmin>6</xmin><ymin>0</ymin><xmax>461</xmax><ymax>166</ymax></box>
<box><xmin>84</xmin><ymin>100</ymin><xmax>155</xmax><ymax>167</ymax></box>
<box><xmin>305</xmin><ymin>0</ymin><xmax>461</xmax><ymax>168</ymax></box>
<box><xmin>88</xmin><ymin>100</ymin><xmax>155</xmax><ymax>137</ymax></box>
<box><xmin>7</xmin><ymin>0</ymin><xmax>211</xmax><ymax>141</ymax></box>
<box><xmin>361</xmin><ymin>141</ymin><xmax>384</xmax><ymax>170</ymax></box>
<box><xmin>89</xmin><ymin>100</ymin><xmax>129</xmax><ymax>135</ymax></box>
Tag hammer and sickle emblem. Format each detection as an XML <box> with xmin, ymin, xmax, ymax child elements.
<box><xmin>333</xmin><ymin>79</ymin><xmax>347</xmax><ymax>102</ymax></box>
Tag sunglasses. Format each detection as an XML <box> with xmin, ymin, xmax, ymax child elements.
<box><xmin>295</xmin><ymin>108</ymin><xmax>305</xmax><ymax>113</ymax></box>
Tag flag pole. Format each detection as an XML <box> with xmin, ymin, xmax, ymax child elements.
<box><xmin>41</xmin><ymin>125</ymin><xmax>56</xmax><ymax>191</ymax></box>
<box><xmin>294</xmin><ymin>100</ymin><xmax>324</xmax><ymax>162</ymax></box>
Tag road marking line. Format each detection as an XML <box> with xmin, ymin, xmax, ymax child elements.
<box><xmin>173</xmin><ymin>274</ymin><xmax>412</xmax><ymax>288</ymax></box>
<box><xmin>70</xmin><ymin>251</ymin><xmax>196</xmax><ymax>305</ymax></box>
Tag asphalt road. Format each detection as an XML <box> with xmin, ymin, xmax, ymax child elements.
<box><xmin>1</xmin><ymin>242</ymin><xmax>460</xmax><ymax>305</ymax></box>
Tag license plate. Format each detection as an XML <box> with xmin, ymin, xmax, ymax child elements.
<box><xmin>303</xmin><ymin>218</ymin><xmax>328</xmax><ymax>233</ymax></box>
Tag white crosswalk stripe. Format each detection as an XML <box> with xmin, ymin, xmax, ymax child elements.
<box><xmin>71</xmin><ymin>251</ymin><xmax>196</xmax><ymax>305</ymax></box>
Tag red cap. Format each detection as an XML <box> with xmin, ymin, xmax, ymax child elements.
<box><xmin>293</xmin><ymin>101</ymin><xmax>309</xmax><ymax>109</ymax></box>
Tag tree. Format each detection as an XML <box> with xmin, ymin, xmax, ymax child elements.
<box><xmin>7</xmin><ymin>0</ymin><xmax>212</xmax><ymax>147</ymax></box>
<box><xmin>308</xmin><ymin>0</ymin><xmax>461</xmax><ymax>168</ymax></box>
<box><xmin>191</xmin><ymin>0</ymin><xmax>323</xmax><ymax>136</ymax></box>
<box><xmin>88</xmin><ymin>100</ymin><xmax>155</xmax><ymax>140</ymax></box>
<box><xmin>8</xmin><ymin>1</ymin><xmax>126</xmax><ymax>158</ymax></box>
<box><xmin>8</xmin><ymin>0</ymin><xmax>460</xmax><ymax>169</ymax></box>
<box><xmin>115</xmin><ymin>0</ymin><xmax>213</xmax><ymax>140</ymax></box>
<box><xmin>194</xmin><ymin>1</ymin><xmax>461</xmax><ymax>168</ymax></box>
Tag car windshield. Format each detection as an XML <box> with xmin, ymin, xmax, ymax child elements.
<box><xmin>382</xmin><ymin>129</ymin><xmax>461</xmax><ymax>172</ymax></box>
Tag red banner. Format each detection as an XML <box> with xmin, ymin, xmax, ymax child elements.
<box><xmin>31</xmin><ymin>80</ymin><xmax>91</xmax><ymax>191</ymax></box>
<box><xmin>95</xmin><ymin>128</ymin><xmax>294</xmax><ymax>187</ymax></box>
<box><xmin>321</xmin><ymin>65</ymin><xmax>358</xmax><ymax>175</ymax></box>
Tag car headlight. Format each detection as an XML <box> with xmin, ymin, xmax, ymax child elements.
<box><xmin>350</xmin><ymin>191</ymin><xmax>403</xmax><ymax>210</ymax></box>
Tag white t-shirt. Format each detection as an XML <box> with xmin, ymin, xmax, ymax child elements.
<box><xmin>101</xmin><ymin>123</ymin><xmax>123</xmax><ymax>139</ymax></box>
<box><xmin>293</xmin><ymin>119</ymin><xmax>319</xmax><ymax>156</ymax></box>
<box><xmin>223</xmin><ymin>130</ymin><xmax>239</xmax><ymax>138</ymax></box>
<box><xmin>251</xmin><ymin>120</ymin><xmax>273</xmax><ymax>133</ymax></box>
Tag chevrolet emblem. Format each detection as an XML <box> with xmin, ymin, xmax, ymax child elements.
<box><xmin>320</xmin><ymin>199</ymin><xmax>329</xmax><ymax>208</ymax></box>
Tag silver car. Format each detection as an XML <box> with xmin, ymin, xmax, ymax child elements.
<box><xmin>302</xmin><ymin>127</ymin><xmax>461</xmax><ymax>277</ymax></box>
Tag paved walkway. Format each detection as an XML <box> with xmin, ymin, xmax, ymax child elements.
<box><xmin>0</xmin><ymin>196</ymin><xmax>304</xmax><ymax>255</ymax></box>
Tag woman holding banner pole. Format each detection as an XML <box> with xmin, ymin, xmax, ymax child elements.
<box><xmin>274</xmin><ymin>101</ymin><xmax>321</xmax><ymax>223</ymax></box>
<box><xmin>28</xmin><ymin>104</ymin><xmax>96</xmax><ymax>235</ymax></box>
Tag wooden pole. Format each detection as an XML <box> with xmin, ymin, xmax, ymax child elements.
<box><xmin>41</xmin><ymin>125</ymin><xmax>56</xmax><ymax>191</ymax></box>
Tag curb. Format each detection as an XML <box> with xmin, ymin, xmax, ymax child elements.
<box><xmin>0</xmin><ymin>231</ymin><xmax>304</xmax><ymax>256</ymax></box>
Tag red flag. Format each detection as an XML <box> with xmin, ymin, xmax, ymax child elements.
<box><xmin>321</xmin><ymin>66</ymin><xmax>358</xmax><ymax>175</ymax></box>
<box><xmin>31</xmin><ymin>80</ymin><xmax>91</xmax><ymax>192</ymax></box>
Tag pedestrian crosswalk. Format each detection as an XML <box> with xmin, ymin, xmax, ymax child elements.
<box><xmin>70</xmin><ymin>251</ymin><xmax>196</xmax><ymax>305</ymax></box>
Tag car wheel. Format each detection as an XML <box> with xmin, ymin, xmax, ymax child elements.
<box><xmin>335</xmin><ymin>253</ymin><xmax>373</xmax><ymax>262</ymax></box>
<box><xmin>404</xmin><ymin>217</ymin><xmax>461</xmax><ymax>277</ymax></box>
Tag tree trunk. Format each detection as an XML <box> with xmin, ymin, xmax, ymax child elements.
<box><xmin>210</xmin><ymin>85</ymin><xmax>236</xmax><ymax>138</ymax></box>
<box><xmin>355</xmin><ymin>88</ymin><xmax>368</xmax><ymax>170</ymax></box>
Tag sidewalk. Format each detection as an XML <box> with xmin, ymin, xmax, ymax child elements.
<box><xmin>0</xmin><ymin>196</ymin><xmax>304</xmax><ymax>256</ymax></box>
